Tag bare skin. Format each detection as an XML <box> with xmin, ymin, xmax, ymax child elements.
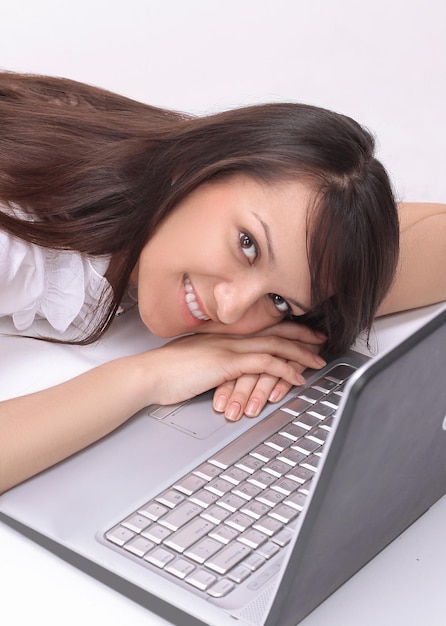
<box><xmin>0</xmin><ymin>174</ymin><xmax>445</xmax><ymax>493</ymax></box>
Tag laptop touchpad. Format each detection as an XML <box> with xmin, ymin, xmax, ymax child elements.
<box><xmin>146</xmin><ymin>391</ymin><xmax>226</xmax><ymax>439</ymax></box>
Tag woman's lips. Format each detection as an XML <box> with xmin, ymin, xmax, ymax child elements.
<box><xmin>183</xmin><ymin>275</ymin><xmax>211</xmax><ymax>321</ymax></box>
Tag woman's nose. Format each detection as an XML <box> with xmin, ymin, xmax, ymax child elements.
<box><xmin>214</xmin><ymin>280</ymin><xmax>263</xmax><ymax>325</ymax></box>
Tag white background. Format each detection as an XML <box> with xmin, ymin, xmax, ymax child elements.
<box><xmin>1</xmin><ymin>1</ymin><xmax>445</xmax><ymax>625</ymax></box>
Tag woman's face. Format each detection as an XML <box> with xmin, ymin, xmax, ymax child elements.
<box><xmin>132</xmin><ymin>174</ymin><xmax>314</xmax><ymax>338</ymax></box>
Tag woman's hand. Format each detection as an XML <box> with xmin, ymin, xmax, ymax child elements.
<box><xmin>134</xmin><ymin>323</ymin><xmax>325</xmax><ymax>410</ymax></box>
<box><xmin>0</xmin><ymin>322</ymin><xmax>324</xmax><ymax>493</ymax></box>
<box><xmin>210</xmin><ymin>321</ymin><xmax>327</xmax><ymax>421</ymax></box>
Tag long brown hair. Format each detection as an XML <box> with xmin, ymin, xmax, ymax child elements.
<box><xmin>0</xmin><ymin>71</ymin><xmax>399</xmax><ymax>353</ymax></box>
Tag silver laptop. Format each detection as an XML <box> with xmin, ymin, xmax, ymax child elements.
<box><xmin>1</xmin><ymin>306</ymin><xmax>445</xmax><ymax>626</ymax></box>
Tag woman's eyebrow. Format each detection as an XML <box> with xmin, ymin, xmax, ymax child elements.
<box><xmin>252</xmin><ymin>211</ymin><xmax>310</xmax><ymax>314</ymax></box>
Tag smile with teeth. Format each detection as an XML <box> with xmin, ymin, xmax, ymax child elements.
<box><xmin>184</xmin><ymin>275</ymin><xmax>211</xmax><ymax>321</ymax></box>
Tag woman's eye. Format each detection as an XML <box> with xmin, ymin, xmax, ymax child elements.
<box><xmin>239</xmin><ymin>231</ymin><xmax>258</xmax><ymax>263</ymax></box>
<box><xmin>270</xmin><ymin>293</ymin><xmax>291</xmax><ymax>314</ymax></box>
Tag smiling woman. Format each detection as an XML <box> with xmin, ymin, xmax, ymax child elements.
<box><xmin>0</xmin><ymin>71</ymin><xmax>444</xmax><ymax>492</ymax></box>
<box><xmin>133</xmin><ymin>176</ymin><xmax>314</xmax><ymax>338</ymax></box>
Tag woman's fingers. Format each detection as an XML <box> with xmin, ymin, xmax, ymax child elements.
<box><xmin>213</xmin><ymin>357</ymin><xmax>318</xmax><ymax>422</ymax></box>
<box><xmin>213</xmin><ymin>375</ymin><xmax>261</xmax><ymax>421</ymax></box>
<box><xmin>211</xmin><ymin>322</ymin><xmax>327</xmax><ymax>421</ymax></box>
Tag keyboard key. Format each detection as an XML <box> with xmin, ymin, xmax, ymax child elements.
<box><xmin>323</xmin><ymin>393</ymin><xmax>342</xmax><ymax>408</ymax></box>
<box><xmin>284</xmin><ymin>491</ymin><xmax>307</xmax><ymax>511</ymax></box>
<box><xmin>158</xmin><ymin>502</ymin><xmax>202</xmax><ymax>531</ymax></box>
<box><xmin>121</xmin><ymin>513</ymin><xmax>152</xmax><ymax>533</ymax></box>
<box><xmin>227</xmin><ymin>564</ymin><xmax>252</xmax><ymax>583</ymax></box>
<box><xmin>292</xmin><ymin>438</ymin><xmax>320</xmax><ymax>455</ymax></box>
<box><xmin>209</xmin><ymin>524</ymin><xmax>240</xmax><ymax>545</ymax></box>
<box><xmin>281</xmin><ymin>397</ymin><xmax>312</xmax><ymax>416</ymax></box>
<box><xmin>184</xmin><ymin>537</ymin><xmax>223</xmax><ymax>564</ymax></box>
<box><xmin>164</xmin><ymin>518</ymin><xmax>214</xmax><ymax>553</ymax></box>
<box><xmin>123</xmin><ymin>536</ymin><xmax>155</xmax><ymax>557</ymax></box>
<box><xmin>240</xmin><ymin>500</ymin><xmax>271</xmax><ymax>520</ymax></box>
<box><xmin>286</xmin><ymin>466</ymin><xmax>315</xmax><ymax>484</ymax></box>
<box><xmin>268</xmin><ymin>504</ymin><xmax>298</xmax><ymax>524</ymax></box>
<box><xmin>141</xmin><ymin>524</ymin><xmax>172</xmax><ymax>544</ymax></box>
<box><xmin>325</xmin><ymin>364</ymin><xmax>356</xmax><ymax>383</ymax></box>
<box><xmin>256</xmin><ymin>489</ymin><xmax>287</xmax><ymax>507</ymax></box>
<box><xmin>190</xmin><ymin>489</ymin><xmax>220</xmax><ymax>508</ymax></box>
<box><xmin>263</xmin><ymin>459</ymin><xmax>291</xmax><ymax>478</ymax></box>
<box><xmin>193</xmin><ymin>463</ymin><xmax>222</xmax><ymax>481</ymax></box>
<box><xmin>298</xmin><ymin>388</ymin><xmax>325</xmax><ymax>403</ymax></box>
<box><xmin>243</xmin><ymin>553</ymin><xmax>266</xmax><ymax>572</ymax></box>
<box><xmin>237</xmin><ymin>528</ymin><xmax>268</xmax><ymax>549</ymax></box>
<box><xmin>143</xmin><ymin>547</ymin><xmax>175</xmax><ymax>568</ymax></box>
<box><xmin>205</xmin><ymin>478</ymin><xmax>237</xmax><ymax>496</ymax></box>
<box><xmin>200</xmin><ymin>505</ymin><xmax>231</xmax><ymax>525</ymax></box>
<box><xmin>139</xmin><ymin>502</ymin><xmax>168</xmax><ymax>522</ymax></box>
<box><xmin>248</xmin><ymin>470</ymin><xmax>277</xmax><ymax>489</ymax></box>
<box><xmin>174</xmin><ymin>474</ymin><xmax>208</xmax><ymax>495</ymax></box>
<box><xmin>257</xmin><ymin>541</ymin><xmax>280</xmax><ymax>559</ymax></box>
<box><xmin>279</xmin><ymin>423</ymin><xmax>308</xmax><ymax>441</ymax></box>
<box><xmin>320</xmin><ymin>416</ymin><xmax>334</xmax><ymax>431</ymax></box>
<box><xmin>106</xmin><ymin>525</ymin><xmax>135</xmax><ymax>546</ymax></box>
<box><xmin>225</xmin><ymin>512</ymin><xmax>255</xmax><ymax>532</ymax></box>
<box><xmin>232</xmin><ymin>481</ymin><xmax>263</xmax><ymax>501</ymax></box>
<box><xmin>264</xmin><ymin>434</ymin><xmax>292</xmax><ymax>451</ymax></box>
<box><xmin>252</xmin><ymin>516</ymin><xmax>283</xmax><ymax>537</ymax></box>
<box><xmin>156</xmin><ymin>489</ymin><xmax>186</xmax><ymax>509</ymax></box>
<box><xmin>250</xmin><ymin>444</ymin><xmax>277</xmax><ymax>462</ymax></box>
<box><xmin>307</xmin><ymin>403</ymin><xmax>334</xmax><ymax>419</ymax></box>
<box><xmin>272</xmin><ymin>528</ymin><xmax>294</xmax><ymax>547</ymax></box>
<box><xmin>185</xmin><ymin>569</ymin><xmax>218</xmax><ymax>591</ymax></box>
<box><xmin>277</xmin><ymin>448</ymin><xmax>306</xmax><ymax>467</ymax></box>
<box><xmin>271</xmin><ymin>477</ymin><xmax>298</xmax><ymax>496</ymax></box>
<box><xmin>208</xmin><ymin>410</ymin><xmax>294</xmax><ymax>469</ymax></box>
<box><xmin>217</xmin><ymin>493</ymin><xmax>246</xmax><ymax>512</ymax></box>
<box><xmin>235</xmin><ymin>455</ymin><xmax>265</xmax><ymax>474</ymax></box>
<box><xmin>220</xmin><ymin>467</ymin><xmax>250</xmax><ymax>485</ymax></box>
<box><xmin>293</xmin><ymin>413</ymin><xmax>320</xmax><ymax>430</ymax></box>
<box><xmin>207</xmin><ymin>578</ymin><xmax>236</xmax><ymax>598</ymax></box>
<box><xmin>165</xmin><ymin>558</ymin><xmax>196</xmax><ymax>580</ymax></box>
<box><xmin>206</xmin><ymin>543</ymin><xmax>252</xmax><ymax>575</ymax></box>
<box><xmin>307</xmin><ymin>427</ymin><xmax>329</xmax><ymax>445</ymax></box>
<box><xmin>312</xmin><ymin>378</ymin><xmax>339</xmax><ymax>393</ymax></box>
<box><xmin>300</xmin><ymin>454</ymin><xmax>320</xmax><ymax>472</ymax></box>
<box><xmin>297</xmin><ymin>481</ymin><xmax>312</xmax><ymax>495</ymax></box>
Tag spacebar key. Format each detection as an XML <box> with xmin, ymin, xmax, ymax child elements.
<box><xmin>208</xmin><ymin>410</ymin><xmax>294</xmax><ymax>469</ymax></box>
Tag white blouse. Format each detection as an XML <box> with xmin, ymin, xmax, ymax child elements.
<box><xmin>0</xmin><ymin>228</ymin><xmax>112</xmax><ymax>334</ymax></box>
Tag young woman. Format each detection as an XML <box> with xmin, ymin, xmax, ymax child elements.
<box><xmin>0</xmin><ymin>72</ymin><xmax>444</xmax><ymax>493</ymax></box>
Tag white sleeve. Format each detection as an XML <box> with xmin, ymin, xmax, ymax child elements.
<box><xmin>0</xmin><ymin>228</ymin><xmax>112</xmax><ymax>334</ymax></box>
<box><xmin>0</xmin><ymin>229</ymin><xmax>47</xmax><ymax>328</ymax></box>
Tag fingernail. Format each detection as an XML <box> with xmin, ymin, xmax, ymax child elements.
<box><xmin>315</xmin><ymin>356</ymin><xmax>327</xmax><ymax>367</ymax></box>
<box><xmin>226</xmin><ymin>402</ymin><xmax>241</xmax><ymax>421</ymax></box>
<box><xmin>245</xmin><ymin>398</ymin><xmax>260</xmax><ymax>417</ymax></box>
<box><xmin>214</xmin><ymin>394</ymin><xmax>227</xmax><ymax>412</ymax></box>
<box><xmin>268</xmin><ymin>388</ymin><xmax>281</xmax><ymax>402</ymax></box>
<box><xmin>296</xmin><ymin>374</ymin><xmax>305</xmax><ymax>386</ymax></box>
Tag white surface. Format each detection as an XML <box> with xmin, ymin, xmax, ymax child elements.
<box><xmin>0</xmin><ymin>1</ymin><xmax>445</xmax><ymax>625</ymax></box>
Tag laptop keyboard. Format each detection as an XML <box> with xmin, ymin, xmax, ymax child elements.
<box><xmin>104</xmin><ymin>364</ymin><xmax>356</xmax><ymax>598</ymax></box>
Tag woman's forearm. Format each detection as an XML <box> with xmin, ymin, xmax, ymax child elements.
<box><xmin>0</xmin><ymin>356</ymin><xmax>149</xmax><ymax>494</ymax></box>
<box><xmin>378</xmin><ymin>203</ymin><xmax>446</xmax><ymax>315</ymax></box>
